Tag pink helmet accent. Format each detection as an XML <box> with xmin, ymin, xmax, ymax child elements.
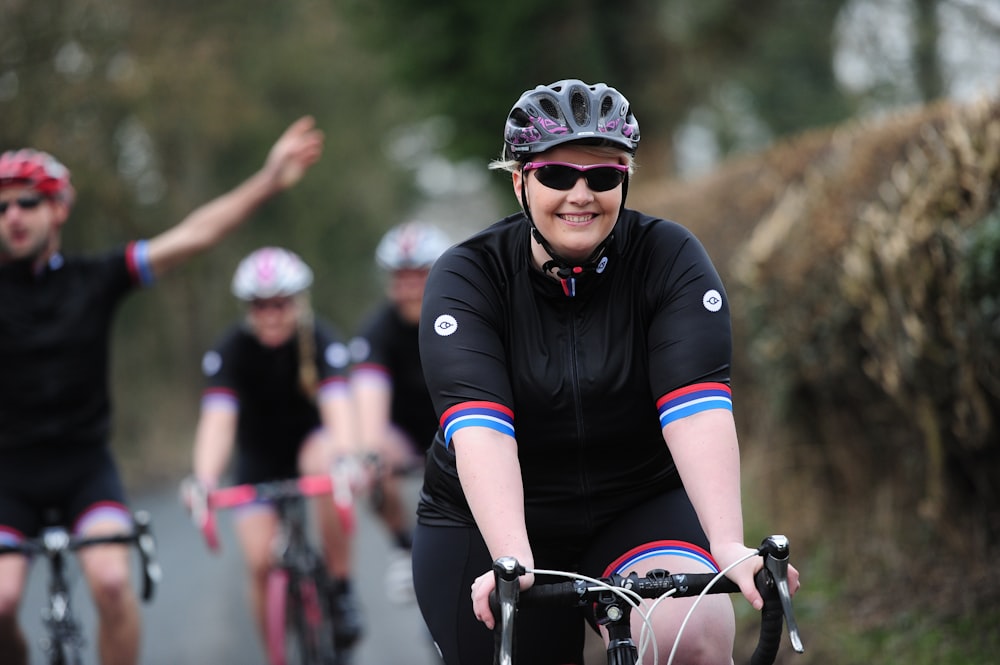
<box><xmin>0</xmin><ymin>149</ymin><xmax>75</xmax><ymax>204</ymax></box>
<box><xmin>375</xmin><ymin>221</ymin><xmax>451</xmax><ymax>271</ymax></box>
<box><xmin>231</xmin><ymin>247</ymin><xmax>313</xmax><ymax>300</ymax></box>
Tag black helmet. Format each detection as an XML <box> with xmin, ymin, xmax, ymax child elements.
<box><xmin>503</xmin><ymin>79</ymin><xmax>640</xmax><ymax>160</ymax></box>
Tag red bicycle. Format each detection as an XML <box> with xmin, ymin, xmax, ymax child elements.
<box><xmin>185</xmin><ymin>474</ymin><xmax>356</xmax><ymax>665</ymax></box>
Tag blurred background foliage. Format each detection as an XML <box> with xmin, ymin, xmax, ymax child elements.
<box><xmin>3</xmin><ymin>0</ymin><xmax>999</xmax><ymax>661</ymax></box>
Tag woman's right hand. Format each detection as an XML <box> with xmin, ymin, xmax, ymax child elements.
<box><xmin>470</xmin><ymin>565</ymin><xmax>535</xmax><ymax>630</ymax></box>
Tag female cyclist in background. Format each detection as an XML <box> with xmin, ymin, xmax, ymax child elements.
<box><xmin>189</xmin><ymin>247</ymin><xmax>363</xmax><ymax>652</ymax></box>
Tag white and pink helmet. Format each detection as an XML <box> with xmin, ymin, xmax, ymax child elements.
<box><xmin>231</xmin><ymin>247</ymin><xmax>313</xmax><ymax>300</ymax></box>
<box><xmin>375</xmin><ymin>221</ymin><xmax>451</xmax><ymax>271</ymax></box>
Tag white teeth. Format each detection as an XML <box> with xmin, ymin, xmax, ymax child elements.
<box><xmin>561</xmin><ymin>215</ymin><xmax>593</xmax><ymax>223</ymax></box>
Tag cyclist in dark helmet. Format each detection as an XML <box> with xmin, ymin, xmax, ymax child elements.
<box><xmin>189</xmin><ymin>247</ymin><xmax>363</xmax><ymax>652</ymax></box>
<box><xmin>411</xmin><ymin>80</ymin><xmax>800</xmax><ymax>665</ymax></box>
<box><xmin>0</xmin><ymin>118</ymin><xmax>323</xmax><ymax>665</ymax></box>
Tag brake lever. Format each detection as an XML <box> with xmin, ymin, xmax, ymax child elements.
<box><xmin>759</xmin><ymin>535</ymin><xmax>804</xmax><ymax>653</ymax></box>
<box><xmin>492</xmin><ymin>556</ymin><xmax>525</xmax><ymax>665</ymax></box>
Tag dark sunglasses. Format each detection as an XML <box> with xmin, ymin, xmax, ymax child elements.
<box><xmin>0</xmin><ymin>196</ymin><xmax>45</xmax><ymax>214</ymax></box>
<box><xmin>249</xmin><ymin>297</ymin><xmax>294</xmax><ymax>311</ymax></box>
<box><xmin>523</xmin><ymin>161</ymin><xmax>629</xmax><ymax>192</ymax></box>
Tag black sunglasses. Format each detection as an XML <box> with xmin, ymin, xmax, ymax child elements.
<box><xmin>0</xmin><ymin>196</ymin><xmax>45</xmax><ymax>214</ymax></box>
<box><xmin>523</xmin><ymin>161</ymin><xmax>629</xmax><ymax>192</ymax></box>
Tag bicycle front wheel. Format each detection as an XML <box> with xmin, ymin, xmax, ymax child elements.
<box><xmin>266</xmin><ymin>568</ymin><xmax>338</xmax><ymax>665</ymax></box>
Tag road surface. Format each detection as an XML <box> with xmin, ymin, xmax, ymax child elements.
<box><xmin>19</xmin><ymin>476</ymin><xmax>442</xmax><ymax>664</ymax></box>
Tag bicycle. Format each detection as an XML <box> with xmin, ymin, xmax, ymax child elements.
<box><xmin>186</xmin><ymin>473</ymin><xmax>357</xmax><ymax>665</ymax></box>
<box><xmin>491</xmin><ymin>535</ymin><xmax>804</xmax><ymax>665</ymax></box>
<box><xmin>0</xmin><ymin>510</ymin><xmax>161</xmax><ymax>665</ymax></box>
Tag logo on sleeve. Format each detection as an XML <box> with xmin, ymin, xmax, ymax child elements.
<box><xmin>325</xmin><ymin>342</ymin><xmax>351</xmax><ymax>369</ymax></box>
<box><xmin>702</xmin><ymin>289</ymin><xmax>723</xmax><ymax>312</ymax></box>
<box><xmin>347</xmin><ymin>336</ymin><xmax>370</xmax><ymax>363</ymax></box>
<box><xmin>434</xmin><ymin>314</ymin><xmax>458</xmax><ymax>337</ymax></box>
<box><xmin>201</xmin><ymin>350</ymin><xmax>222</xmax><ymax>377</ymax></box>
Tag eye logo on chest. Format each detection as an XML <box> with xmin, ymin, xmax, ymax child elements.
<box><xmin>434</xmin><ymin>314</ymin><xmax>458</xmax><ymax>337</ymax></box>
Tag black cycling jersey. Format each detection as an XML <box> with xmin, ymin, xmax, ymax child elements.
<box><xmin>0</xmin><ymin>244</ymin><xmax>153</xmax><ymax>452</ymax></box>
<box><xmin>417</xmin><ymin>210</ymin><xmax>733</xmax><ymax>548</ymax></box>
<box><xmin>350</xmin><ymin>303</ymin><xmax>437</xmax><ymax>453</ymax></box>
<box><xmin>200</xmin><ymin>319</ymin><xmax>351</xmax><ymax>479</ymax></box>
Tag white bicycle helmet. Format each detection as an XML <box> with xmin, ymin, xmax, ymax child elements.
<box><xmin>375</xmin><ymin>221</ymin><xmax>451</xmax><ymax>271</ymax></box>
<box><xmin>231</xmin><ymin>247</ymin><xmax>313</xmax><ymax>300</ymax></box>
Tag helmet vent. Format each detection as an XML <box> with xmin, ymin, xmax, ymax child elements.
<box><xmin>600</xmin><ymin>95</ymin><xmax>615</xmax><ymax>120</ymax></box>
<box><xmin>510</xmin><ymin>108</ymin><xmax>532</xmax><ymax>128</ymax></box>
<box><xmin>570</xmin><ymin>90</ymin><xmax>590</xmax><ymax>126</ymax></box>
<box><xmin>539</xmin><ymin>96</ymin><xmax>561</xmax><ymax>121</ymax></box>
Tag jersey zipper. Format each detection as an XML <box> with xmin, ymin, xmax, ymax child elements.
<box><xmin>567</xmin><ymin>301</ymin><xmax>593</xmax><ymax>532</ymax></box>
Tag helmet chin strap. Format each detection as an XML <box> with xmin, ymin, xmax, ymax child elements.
<box><xmin>519</xmin><ymin>173</ymin><xmax>628</xmax><ymax>297</ymax></box>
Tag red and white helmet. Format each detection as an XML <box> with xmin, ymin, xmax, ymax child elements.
<box><xmin>0</xmin><ymin>149</ymin><xmax>75</xmax><ymax>204</ymax></box>
<box><xmin>231</xmin><ymin>247</ymin><xmax>313</xmax><ymax>301</ymax></box>
<box><xmin>375</xmin><ymin>221</ymin><xmax>451</xmax><ymax>271</ymax></box>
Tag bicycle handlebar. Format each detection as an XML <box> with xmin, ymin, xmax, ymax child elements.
<box><xmin>491</xmin><ymin>535</ymin><xmax>803</xmax><ymax>665</ymax></box>
<box><xmin>0</xmin><ymin>510</ymin><xmax>161</xmax><ymax>603</ymax></box>
<box><xmin>182</xmin><ymin>473</ymin><xmax>355</xmax><ymax>553</ymax></box>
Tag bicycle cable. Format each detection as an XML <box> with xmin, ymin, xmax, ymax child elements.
<box><xmin>529</xmin><ymin>567</ymin><xmax>664</xmax><ymax>664</ymax></box>
<box><xmin>665</xmin><ymin>550</ymin><xmax>759</xmax><ymax>665</ymax></box>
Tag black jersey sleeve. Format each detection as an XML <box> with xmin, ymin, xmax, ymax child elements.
<box><xmin>641</xmin><ymin>220</ymin><xmax>733</xmax><ymax>401</ymax></box>
<box><xmin>418</xmin><ymin>243</ymin><xmax>516</xmax><ymax>446</ymax></box>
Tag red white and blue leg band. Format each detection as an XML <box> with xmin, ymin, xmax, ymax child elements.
<box><xmin>604</xmin><ymin>540</ymin><xmax>720</xmax><ymax>577</ymax></box>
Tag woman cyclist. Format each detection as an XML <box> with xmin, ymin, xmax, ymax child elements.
<box><xmin>350</xmin><ymin>220</ymin><xmax>451</xmax><ymax>602</ymax></box>
<box><xmin>412</xmin><ymin>80</ymin><xmax>800</xmax><ymax>664</ymax></box>
<box><xmin>189</xmin><ymin>247</ymin><xmax>363</xmax><ymax>652</ymax></box>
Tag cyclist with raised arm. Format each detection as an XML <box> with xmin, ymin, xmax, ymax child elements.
<box><xmin>189</xmin><ymin>247</ymin><xmax>363</xmax><ymax>653</ymax></box>
<box><xmin>349</xmin><ymin>221</ymin><xmax>451</xmax><ymax>603</ymax></box>
<box><xmin>0</xmin><ymin>118</ymin><xmax>323</xmax><ymax>665</ymax></box>
<box><xmin>412</xmin><ymin>80</ymin><xmax>800</xmax><ymax>665</ymax></box>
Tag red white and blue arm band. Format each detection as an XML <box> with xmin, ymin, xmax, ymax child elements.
<box><xmin>201</xmin><ymin>387</ymin><xmax>239</xmax><ymax>411</ymax></box>
<box><xmin>318</xmin><ymin>376</ymin><xmax>351</xmax><ymax>402</ymax></box>
<box><xmin>350</xmin><ymin>363</ymin><xmax>392</xmax><ymax>387</ymax></box>
<box><xmin>125</xmin><ymin>240</ymin><xmax>156</xmax><ymax>286</ymax></box>
<box><xmin>656</xmin><ymin>382</ymin><xmax>733</xmax><ymax>428</ymax></box>
<box><xmin>440</xmin><ymin>401</ymin><xmax>515</xmax><ymax>448</ymax></box>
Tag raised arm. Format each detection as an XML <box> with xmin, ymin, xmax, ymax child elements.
<box><xmin>146</xmin><ymin>116</ymin><xmax>324</xmax><ymax>278</ymax></box>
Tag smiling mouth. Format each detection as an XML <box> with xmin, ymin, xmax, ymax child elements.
<box><xmin>559</xmin><ymin>213</ymin><xmax>596</xmax><ymax>224</ymax></box>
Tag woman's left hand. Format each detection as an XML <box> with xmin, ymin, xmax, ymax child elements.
<box><xmin>712</xmin><ymin>541</ymin><xmax>801</xmax><ymax>610</ymax></box>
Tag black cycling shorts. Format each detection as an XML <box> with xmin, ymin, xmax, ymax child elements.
<box><xmin>0</xmin><ymin>444</ymin><xmax>128</xmax><ymax>541</ymax></box>
<box><xmin>412</xmin><ymin>486</ymin><xmax>712</xmax><ymax>665</ymax></box>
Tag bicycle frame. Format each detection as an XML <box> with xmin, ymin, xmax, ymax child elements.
<box><xmin>0</xmin><ymin>511</ymin><xmax>160</xmax><ymax>665</ymax></box>
<box><xmin>199</xmin><ymin>475</ymin><xmax>350</xmax><ymax>665</ymax></box>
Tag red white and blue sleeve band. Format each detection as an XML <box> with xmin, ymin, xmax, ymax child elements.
<box><xmin>125</xmin><ymin>240</ymin><xmax>155</xmax><ymax>286</ymax></box>
<box><xmin>350</xmin><ymin>362</ymin><xmax>392</xmax><ymax>386</ymax></box>
<box><xmin>656</xmin><ymin>382</ymin><xmax>732</xmax><ymax>428</ymax></box>
<box><xmin>202</xmin><ymin>387</ymin><xmax>238</xmax><ymax>411</ymax></box>
<box><xmin>318</xmin><ymin>376</ymin><xmax>350</xmax><ymax>402</ymax></box>
<box><xmin>440</xmin><ymin>401</ymin><xmax>515</xmax><ymax>447</ymax></box>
